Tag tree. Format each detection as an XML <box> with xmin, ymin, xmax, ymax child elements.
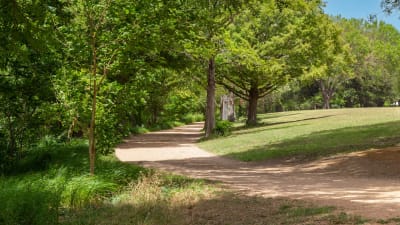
<box><xmin>268</xmin><ymin>16</ymin><xmax>400</xmax><ymax>110</ymax></box>
<box><xmin>217</xmin><ymin>0</ymin><xmax>324</xmax><ymax>125</ymax></box>
<box><xmin>182</xmin><ymin>0</ymin><xmax>247</xmax><ymax>136</ymax></box>
<box><xmin>0</xmin><ymin>0</ymin><xmax>64</xmax><ymax>170</ymax></box>
<box><xmin>58</xmin><ymin>0</ymin><xmax>208</xmax><ymax>173</ymax></box>
<box><xmin>336</xmin><ymin>18</ymin><xmax>400</xmax><ymax>107</ymax></box>
<box><xmin>315</xmin><ymin>56</ymin><xmax>353</xmax><ymax>109</ymax></box>
<box><xmin>61</xmin><ymin>0</ymin><xmax>134</xmax><ymax>175</ymax></box>
<box><xmin>382</xmin><ymin>0</ymin><xmax>400</xmax><ymax>13</ymax></box>
<box><xmin>307</xmin><ymin>17</ymin><xmax>354</xmax><ymax>109</ymax></box>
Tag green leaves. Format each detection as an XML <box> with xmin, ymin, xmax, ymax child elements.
<box><xmin>218</xmin><ymin>0</ymin><xmax>325</xmax><ymax>97</ymax></box>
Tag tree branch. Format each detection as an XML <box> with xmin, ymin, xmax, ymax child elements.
<box><xmin>220</xmin><ymin>82</ymin><xmax>249</xmax><ymax>100</ymax></box>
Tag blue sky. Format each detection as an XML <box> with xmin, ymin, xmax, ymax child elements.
<box><xmin>324</xmin><ymin>0</ymin><xmax>400</xmax><ymax>30</ymax></box>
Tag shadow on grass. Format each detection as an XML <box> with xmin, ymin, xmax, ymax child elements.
<box><xmin>258</xmin><ymin>112</ymin><xmax>303</xmax><ymax>119</ymax></box>
<box><xmin>234</xmin><ymin>112</ymin><xmax>303</xmax><ymax>124</ymax></box>
<box><xmin>232</xmin><ymin>115</ymin><xmax>335</xmax><ymax>135</ymax></box>
<box><xmin>226</xmin><ymin>121</ymin><xmax>400</xmax><ymax>162</ymax></box>
<box><xmin>8</xmin><ymin>141</ymin><xmax>148</xmax><ymax>185</ymax></box>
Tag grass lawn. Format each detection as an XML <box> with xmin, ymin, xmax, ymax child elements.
<box><xmin>198</xmin><ymin>108</ymin><xmax>400</xmax><ymax>161</ymax></box>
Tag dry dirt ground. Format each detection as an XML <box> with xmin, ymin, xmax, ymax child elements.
<box><xmin>115</xmin><ymin>122</ymin><xmax>400</xmax><ymax>220</ymax></box>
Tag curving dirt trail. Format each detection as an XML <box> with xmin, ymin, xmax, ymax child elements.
<box><xmin>115</xmin><ymin>122</ymin><xmax>400</xmax><ymax>219</ymax></box>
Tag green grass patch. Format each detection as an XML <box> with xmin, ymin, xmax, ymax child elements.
<box><xmin>377</xmin><ymin>217</ymin><xmax>400</xmax><ymax>224</ymax></box>
<box><xmin>0</xmin><ymin>176</ymin><xmax>62</xmax><ymax>225</ymax></box>
<box><xmin>323</xmin><ymin>212</ymin><xmax>369</xmax><ymax>225</ymax></box>
<box><xmin>198</xmin><ymin>108</ymin><xmax>400</xmax><ymax>161</ymax></box>
<box><xmin>0</xmin><ymin>140</ymin><xmax>213</xmax><ymax>225</ymax></box>
<box><xmin>0</xmin><ymin>141</ymin><xmax>144</xmax><ymax>224</ymax></box>
<box><xmin>279</xmin><ymin>204</ymin><xmax>336</xmax><ymax>217</ymax></box>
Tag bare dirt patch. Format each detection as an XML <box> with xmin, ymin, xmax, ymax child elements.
<box><xmin>302</xmin><ymin>147</ymin><xmax>400</xmax><ymax>179</ymax></box>
<box><xmin>115</xmin><ymin>122</ymin><xmax>400</xmax><ymax>220</ymax></box>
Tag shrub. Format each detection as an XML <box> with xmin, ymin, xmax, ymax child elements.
<box><xmin>181</xmin><ymin>113</ymin><xmax>204</xmax><ymax>124</ymax></box>
<box><xmin>214</xmin><ymin>120</ymin><xmax>233</xmax><ymax>136</ymax></box>
<box><xmin>131</xmin><ymin>125</ymin><xmax>149</xmax><ymax>134</ymax></box>
<box><xmin>36</xmin><ymin>135</ymin><xmax>61</xmax><ymax>148</ymax></box>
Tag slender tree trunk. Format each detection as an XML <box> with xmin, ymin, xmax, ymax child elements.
<box><xmin>67</xmin><ymin>117</ymin><xmax>78</xmax><ymax>141</ymax></box>
<box><xmin>89</xmin><ymin>32</ymin><xmax>97</xmax><ymax>176</ymax></box>
<box><xmin>89</xmin><ymin>79</ymin><xmax>97</xmax><ymax>175</ymax></box>
<box><xmin>205</xmin><ymin>57</ymin><xmax>216</xmax><ymax>137</ymax></box>
<box><xmin>7</xmin><ymin>114</ymin><xmax>16</xmax><ymax>158</ymax></box>
<box><xmin>247</xmin><ymin>85</ymin><xmax>259</xmax><ymax>126</ymax></box>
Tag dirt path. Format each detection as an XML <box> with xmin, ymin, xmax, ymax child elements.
<box><xmin>115</xmin><ymin>122</ymin><xmax>400</xmax><ymax>219</ymax></box>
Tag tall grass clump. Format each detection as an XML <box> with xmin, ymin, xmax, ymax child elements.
<box><xmin>0</xmin><ymin>176</ymin><xmax>63</xmax><ymax>225</ymax></box>
<box><xmin>0</xmin><ymin>139</ymin><xmax>149</xmax><ymax>225</ymax></box>
<box><xmin>61</xmin><ymin>175</ymin><xmax>117</xmax><ymax>208</ymax></box>
<box><xmin>61</xmin><ymin>173</ymin><xmax>214</xmax><ymax>225</ymax></box>
<box><xmin>1</xmin><ymin>137</ymin><xmax>215</xmax><ymax>225</ymax></box>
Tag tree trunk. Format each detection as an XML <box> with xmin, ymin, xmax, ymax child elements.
<box><xmin>319</xmin><ymin>80</ymin><xmax>333</xmax><ymax>110</ymax></box>
<box><xmin>205</xmin><ymin>57</ymin><xmax>216</xmax><ymax>137</ymax></box>
<box><xmin>247</xmin><ymin>86</ymin><xmax>259</xmax><ymax>126</ymax></box>
<box><xmin>89</xmin><ymin>78</ymin><xmax>97</xmax><ymax>175</ymax></box>
<box><xmin>89</xmin><ymin>32</ymin><xmax>97</xmax><ymax>176</ymax></box>
<box><xmin>7</xmin><ymin>114</ymin><xmax>16</xmax><ymax>159</ymax></box>
<box><xmin>322</xmin><ymin>93</ymin><xmax>331</xmax><ymax>109</ymax></box>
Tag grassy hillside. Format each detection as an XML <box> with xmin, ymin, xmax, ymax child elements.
<box><xmin>198</xmin><ymin>108</ymin><xmax>400</xmax><ymax>161</ymax></box>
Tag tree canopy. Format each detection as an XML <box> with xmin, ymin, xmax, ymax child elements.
<box><xmin>217</xmin><ymin>0</ymin><xmax>328</xmax><ymax>125</ymax></box>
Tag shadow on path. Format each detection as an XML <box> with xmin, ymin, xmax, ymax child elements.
<box><xmin>115</xmin><ymin>122</ymin><xmax>400</xmax><ymax>219</ymax></box>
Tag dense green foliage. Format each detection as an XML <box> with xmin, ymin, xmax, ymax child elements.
<box><xmin>0</xmin><ymin>0</ymin><xmax>63</xmax><ymax>172</ymax></box>
<box><xmin>0</xmin><ymin>0</ymin><xmax>206</xmax><ymax>172</ymax></box>
<box><xmin>264</xmin><ymin>18</ymin><xmax>400</xmax><ymax>112</ymax></box>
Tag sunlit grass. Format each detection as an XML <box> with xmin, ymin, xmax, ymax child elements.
<box><xmin>198</xmin><ymin>108</ymin><xmax>400</xmax><ymax>161</ymax></box>
<box><xmin>61</xmin><ymin>173</ymin><xmax>214</xmax><ymax>225</ymax></box>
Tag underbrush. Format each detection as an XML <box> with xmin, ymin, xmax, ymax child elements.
<box><xmin>0</xmin><ymin>140</ymin><xmax>210</xmax><ymax>225</ymax></box>
<box><xmin>61</xmin><ymin>174</ymin><xmax>212</xmax><ymax>225</ymax></box>
<box><xmin>130</xmin><ymin>113</ymin><xmax>204</xmax><ymax>134</ymax></box>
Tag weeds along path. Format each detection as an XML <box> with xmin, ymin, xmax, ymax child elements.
<box><xmin>115</xmin><ymin>122</ymin><xmax>400</xmax><ymax>219</ymax></box>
